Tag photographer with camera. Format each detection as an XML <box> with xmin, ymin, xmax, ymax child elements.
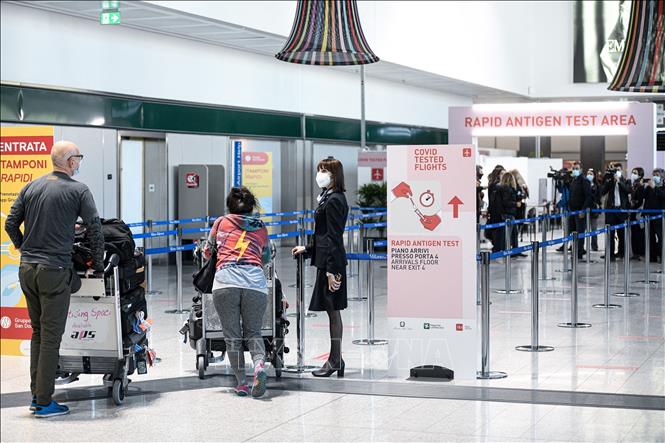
<box><xmin>568</xmin><ymin>161</ymin><xmax>594</xmax><ymax>259</ymax></box>
<box><xmin>601</xmin><ymin>162</ymin><xmax>630</xmax><ymax>260</ymax></box>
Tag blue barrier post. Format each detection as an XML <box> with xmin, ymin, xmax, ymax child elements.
<box><xmin>476</xmin><ymin>224</ymin><xmax>481</xmax><ymax>305</ymax></box>
<box><xmin>477</xmin><ymin>251</ymin><xmax>507</xmax><ymax>379</ymax></box>
<box><xmin>353</xmin><ymin>240</ymin><xmax>388</xmax><ymax>346</ymax></box>
<box><xmin>496</xmin><ymin>217</ymin><xmax>521</xmax><ymax>294</ymax></box>
<box><xmin>635</xmin><ymin>217</ymin><xmax>657</xmax><ymax>285</ymax></box>
<box><xmin>594</xmin><ymin>224</ymin><xmax>622</xmax><ymax>309</ymax></box>
<box><xmin>585</xmin><ymin>209</ymin><xmax>594</xmax><ymax>265</ymax></box>
<box><xmin>165</xmin><ymin>227</ymin><xmax>190</xmax><ymax>314</ymax></box>
<box><xmin>557</xmin><ymin>214</ymin><xmax>572</xmax><ymax>273</ymax></box>
<box><xmin>349</xmin><ymin>224</ymin><xmax>367</xmax><ymax>302</ymax></box>
<box><xmin>516</xmin><ymin>241</ymin><xmax>554</xmax><ymax>352</ymax></box>
<box><xmin>614</xmin><ymin>220</ymin><xmax>639</xmax><ymax>298</ymax></box>
<box><xmin>299</xmin><ymin>216</ymin><xmax>316</xmax><ymax>318</ymax></box>
<box><xmin>540</xmin><ymin>216</ymin><xmax>556</xmax><ymax>281</ymax></box>
<box><xmin>558</xmin><ymin>232</ymin><xmax>591</xmax><ymax>329</ymax></box>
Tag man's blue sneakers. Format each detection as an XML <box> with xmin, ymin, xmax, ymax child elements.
<box><xmin>33</xmin><ymin>401</ymin><xmax>70</xmax><ymax>418</ymax></box>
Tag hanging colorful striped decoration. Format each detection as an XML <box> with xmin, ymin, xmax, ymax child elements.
<box><xmin>608</xmin><ymin>0</ymin><xmax>664</xmax><ymax>93</ymax></box>
<box><xmin>275</xmin><ymin>0</ymin><xmax>379</xmax><ymax>66</ymax></box>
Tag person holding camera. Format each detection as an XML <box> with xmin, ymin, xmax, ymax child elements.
<box><xmin>568</xmin><ymin>162</ymin><xmax>594</xmax><ymax>259</ymax></box>
<box><xmin>628</xmin><ymin>167</ymin><xmax>646</xmax><ymax>260</ymax></box>
<box><xmin>602</xmin><ymin>163</ymin><xmax>630</xmax><ymax>260</ymax></box>
<box><xmin>643</xmin><ymin>168</ymin><xmax>665</xmax><ymax>263</ymax></box>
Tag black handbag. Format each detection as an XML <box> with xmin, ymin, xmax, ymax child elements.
<box><xmin>192</xmin><ymin>222</ymin><xmax>219</xmax><ymax>294</ymax></box>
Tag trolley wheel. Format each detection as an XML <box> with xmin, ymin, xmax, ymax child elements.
<box><xmin>111</xmin><ymin>379</ymin><xmax>125</xmax><ymax>405</ymax></box>
<box><xmin>197</xmin><ymin>355</ymin><xmax>206</xmax><ymax>380</ymax></box>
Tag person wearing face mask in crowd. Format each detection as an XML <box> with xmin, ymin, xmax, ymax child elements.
<box><xmin>510</xmin><ymin>169</ymin><xmax>529</xmax><ymax>256</ymax></box>
<box><xmin>292</xmin><ymin>157</ymin><xmax>349</xmax><ymax>377</ymax></box>
<box><xmin>628</xmin><ymin>167</ymin><xmax>646</xmax><ymax>260</ymax></box>
<box><xmin>643</xmin><ymin>168</ymin><xmax>665</xmax><ymax>263</ymax></box>
<box><xmin>476</xmin><ymin>165</ymin><xmax>484</xmax><ymax>224</ymax></box>
<box><xmin>567</xmin><ymin>161</ymin><xmax>594</xmax><ymax>259</ymax></box>
<box><xmin>601</xmin><ymin>163</ymin><xmax>630</xmax><ymax>260</ymax></box>
<box><xmin>586</xmin><ymin>169</ymin><xmax>602</xmax><ymax>251</ymax></box>
<box><xmin>4</xmin><ymin>141</ymin><xmax>104</xmax><ymax>418</ymax></box>
<box><xmin>486</xmin><ymin>165</ymin><xmax>506</xmax><ymax>252</ymax></box>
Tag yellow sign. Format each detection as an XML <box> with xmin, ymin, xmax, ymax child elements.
<box><xmin>242</xmin><ymin>151</ymin><xmax>273</xmax><ymax>218</ymax></box>
<box><xmin>1</xmin><ymin>126</ymin><xmax>54</xmax><ymax>355</ymax></box>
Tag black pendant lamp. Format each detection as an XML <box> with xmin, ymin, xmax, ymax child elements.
<box><xmin>608</xmin><ymin>0</ymin><xmax>664</xmax><ymax>93</ymax></box>
<box><xmin>276</xmin><ymin>0</ymin><xmax>379</xmax><ymax>66</ymax></box>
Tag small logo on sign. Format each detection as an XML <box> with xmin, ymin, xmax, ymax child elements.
<box><xmin>0</xmin><ymin>316</ymin><xmax>11</xmax><ymax>329</ymax></box>
<box><xmin>463</xmin><ymin>148</ymin><xmax>472</xmax><ymax>158</ymax></box>
<box><xmin>371</xmin><ymin>168</ymin><xmax>384</xmax><ymax>181</ymax></box>
<box><xmin>399</xmin><ymin>321</ymin><xmax>406</xmax><ymax>328</ymax></box>
<box><xmin>423</xmin><ymin>323</ymin><xmax>430</xmax><ymax>330</ymax></box>
<box><xmin>456</xmin><ymin>323</ymin><xmax>464</xmax><ymax>331</ymax></box>
<box><xmin>186</xmin><ymin>173</ymin><xmax>199</xmax><ymax>188</ymax></box>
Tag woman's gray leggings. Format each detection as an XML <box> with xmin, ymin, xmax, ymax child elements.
<box><xmin>213</xmin><ymin>287</ymin><xmax>267</xmax><ymax>385</ymax></box>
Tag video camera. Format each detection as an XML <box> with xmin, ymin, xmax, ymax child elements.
<box><xmin>604</xmin><ymin>165</ymin><xmax>620</xmax><ymax>180</ymax></box>
<box><xmin>547</xmin><ymin>167</ymin><xmax>572</xmax><ymax>185</ymax></box>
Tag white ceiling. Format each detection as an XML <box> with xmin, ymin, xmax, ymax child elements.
<box><xmin>7</xmin><ymin>0</ymin><xmax>526</xmax><ymax>102</ymax></box>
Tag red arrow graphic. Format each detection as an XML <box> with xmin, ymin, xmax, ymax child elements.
<box><xmin>448</xmin><ymin>196</ymin><xmax>463</xmax><ymax>219</ymax></box>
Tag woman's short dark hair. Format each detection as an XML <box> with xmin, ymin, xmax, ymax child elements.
<box><xmin>226</xmin><ymin>186</ymin><xmax>258</xmax><ymax>214</ymax></box>
<box><xmin>317</xmin><ymin>157</ymin><xmax>346</xmax><ymax>192</ymax></box>
<box><xmin>632</xmin><ymin>167</ymin><xmax>644</xmax><ymax>178</ymax></box>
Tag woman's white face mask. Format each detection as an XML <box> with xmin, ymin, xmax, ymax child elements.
<box><xmin>316</xmin><ymin>171</ymin><xmax>331</xmax><ymax>188</ymax></box>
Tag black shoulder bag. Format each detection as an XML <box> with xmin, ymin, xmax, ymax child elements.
<box><xmin>193</xmin><ymin>221</ymin><xmax>219</xmax><ymax>294</ymax></box>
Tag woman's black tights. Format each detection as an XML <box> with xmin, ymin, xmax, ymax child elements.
<box><xmin>327</xmin><ymin>309</ymin><xmax>343</xmax><ymax>367</ymax></box>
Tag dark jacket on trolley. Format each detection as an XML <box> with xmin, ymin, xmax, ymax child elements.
<box><xmin>568</xmin><ymin>175</ymin><xmax>594</xmax><ymax>211</ymax></box>
<box><xmin>305</xmin><ymin>191</ymin><xmax>349</xmax><ymax>274</ymax></box>
<box><xmin>601</xmin><ymin>177</ymin><xmax>630</xmax><ymax>209</ymax></box>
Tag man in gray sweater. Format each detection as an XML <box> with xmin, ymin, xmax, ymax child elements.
<box><xmin>5</xmin><ymin>141</ymin><xmax>104</xmax><ymax>418</ymax></box>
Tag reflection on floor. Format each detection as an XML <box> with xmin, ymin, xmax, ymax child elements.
<box><xmin>1</xmin><ymin>229</ymin><xmax>663</xmax><ymax>441</ymax></box>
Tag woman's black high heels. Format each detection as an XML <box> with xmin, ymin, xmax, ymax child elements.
<box><xmin>312</xmin><ymin>359</ymin><xmax>345</xmax><ymax>377</ymax></box>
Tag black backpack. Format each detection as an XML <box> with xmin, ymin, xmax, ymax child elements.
<box><xmin>101</xmin><ymin>218</ymin><xmax>136</xmax><ymax>263</ymax></box>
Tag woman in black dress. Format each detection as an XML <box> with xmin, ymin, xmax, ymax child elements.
<box><xmin>292</xmin><ymin>157</ymin><xmax>349</xmax><ymax>377</ymax></box>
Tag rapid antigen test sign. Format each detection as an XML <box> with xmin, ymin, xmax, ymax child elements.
<box><xmin>387</xmin><ymin>145</ymin><xmax>477</xmax><ymax>379</ymax></box>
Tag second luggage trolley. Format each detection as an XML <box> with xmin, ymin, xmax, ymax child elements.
<box><xmin>55</xmin><ymin>255</ymin><xmax>149</xmax><ymax>405</ymax></box>
<box><xmin>185</xmin><ymin>243</ymin><xmax>289</xmax><ymax>380</ymax></box>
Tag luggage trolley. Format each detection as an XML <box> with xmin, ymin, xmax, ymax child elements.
<box><xmin>55</xmin><ymin>254</ymin><xmax>148</xmax><ymax>405</ymax></box>
<box><xmin>186</xmin><ymin>242</ymin><xmax>289</xmax><ymax>380</ymax></box>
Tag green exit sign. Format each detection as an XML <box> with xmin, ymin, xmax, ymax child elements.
<box><xmin>100</xmin><ymin>11</ymin><xmax>120</xmax><ymax>25</ymax></box>
<box><xmin>101</xmin><ymin>1</ymin><xmax>119</xmax><ymax>9</ymax></box>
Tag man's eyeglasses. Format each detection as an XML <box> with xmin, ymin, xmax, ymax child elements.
<box><xmin>68</xmin><ymin>154</ymin><xmax>84</xmax><ymax>161</ymax></box>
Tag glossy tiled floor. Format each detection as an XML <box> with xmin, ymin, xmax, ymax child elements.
<box><xmin>1</xmin><ymin>228</ymin><xmax>663</xmax><ymax>442</ymax></box>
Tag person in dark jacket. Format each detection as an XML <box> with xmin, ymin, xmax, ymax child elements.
<box><xmin>643</xmin><ymin>168</ymin><xmax>665</xmax><ymax>263</ymax></box>
<box><xmin>568</xmin><ymin>161</ymin><xmax>594</xmax><ymax>259</ymax></box>
<box><xmin>292</xmin><ymin>157</ymin><xmax>348</xmax><ymax>377</ymax></box>
<box><xmin>587</xmin><ymin>169</ymin><xmax>602</xmax><ymax>251</ymax></box>
<box><xmin>628</xmin><ymin>167</ymin><xmax>646</xmax><ymax>259</ymax></box>
<box><xmin>491</xmin><ymin>171</ymin><xmax>518</xmax><ymax>252</ymax></box>
<box><xmin>602</xmin><ymin>163</ymin><xmax>630</xmax><ymax>260</ymax></box>
<box><xmin>486</xmin><ymin>166</ymin><xmax>505</xmax><ymax>251</ymax></box>
<box><xmin>476</xmin><ymin>165</ymin><xmax>484</xmax><ymax>224</ymax></box>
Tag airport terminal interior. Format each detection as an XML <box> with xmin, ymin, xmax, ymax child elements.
<box><xmin>0</xmin><ymin>1</ymin><xmax>664</xmax><ymax>442</ymax></box>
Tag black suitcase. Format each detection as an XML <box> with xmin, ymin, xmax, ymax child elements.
<box><xmin>101</xmin><ymin>219</ymin><xmax>136</xmax><ymax>263</ymax></box>
<box><xmin>120</xmin><ymin>287</ymin><xmax>148</xmax><ymax>336</ymax></box>
<box><xmin>117</xmin><ymin>251</ymin><xmax>146</xmax><ymax>295</ymax></box>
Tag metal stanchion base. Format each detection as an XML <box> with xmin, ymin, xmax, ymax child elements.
<box><xmin>557</xmin><ymin>322</ymin><xmax>592</xmax><ymax>328</ymax></box>
<box><xmin>352</xmin><ymin>338</ymin><xmax>388</xmax><ymax>346</ymax></box>
<box><xmin>348</xmin><ymin>296</ymin><xmax>368</xmax><ymax>301</ymax></box>
<box><xmin>515</xmin><ymin>345</ymin><xmax>555</xmax><ymax>352</ymax></box>
<box><xmin>593</xmin><ymin>303</ymin><xmax>622</xmax><ymax>309</ymax></box>
<box><xmin>633</xmin><ymin>280</ymin><xmax>659</xmax><ymax>285</ymax></box>
<box><xmin>494</xmin><ymin>289</ymin><xmax>522</xmax><ymax>294</ymax></box>
<box><xmin>164</xmin><ymin>309</ymin><xmax>191</xmax><ymax>314</ymax></box>
<box><xmin>476</xmin><ymin>371</ymin><xmax>507</xmax><ymax>380</ymax></box>
<box><xmin>283</xmin><ymin>365</ymin><xmax>318</xmax><ymax>374</ymax></box>
<box><xmin>613</xmin><ymin>292</ymin><xmax>640</xmax><ymax>297</ymax></box>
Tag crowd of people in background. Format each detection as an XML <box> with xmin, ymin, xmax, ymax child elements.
<box><xmin>476</xmin><ymin>162</ymin><xmax>665</xmax><ymax>263</ymax></box>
